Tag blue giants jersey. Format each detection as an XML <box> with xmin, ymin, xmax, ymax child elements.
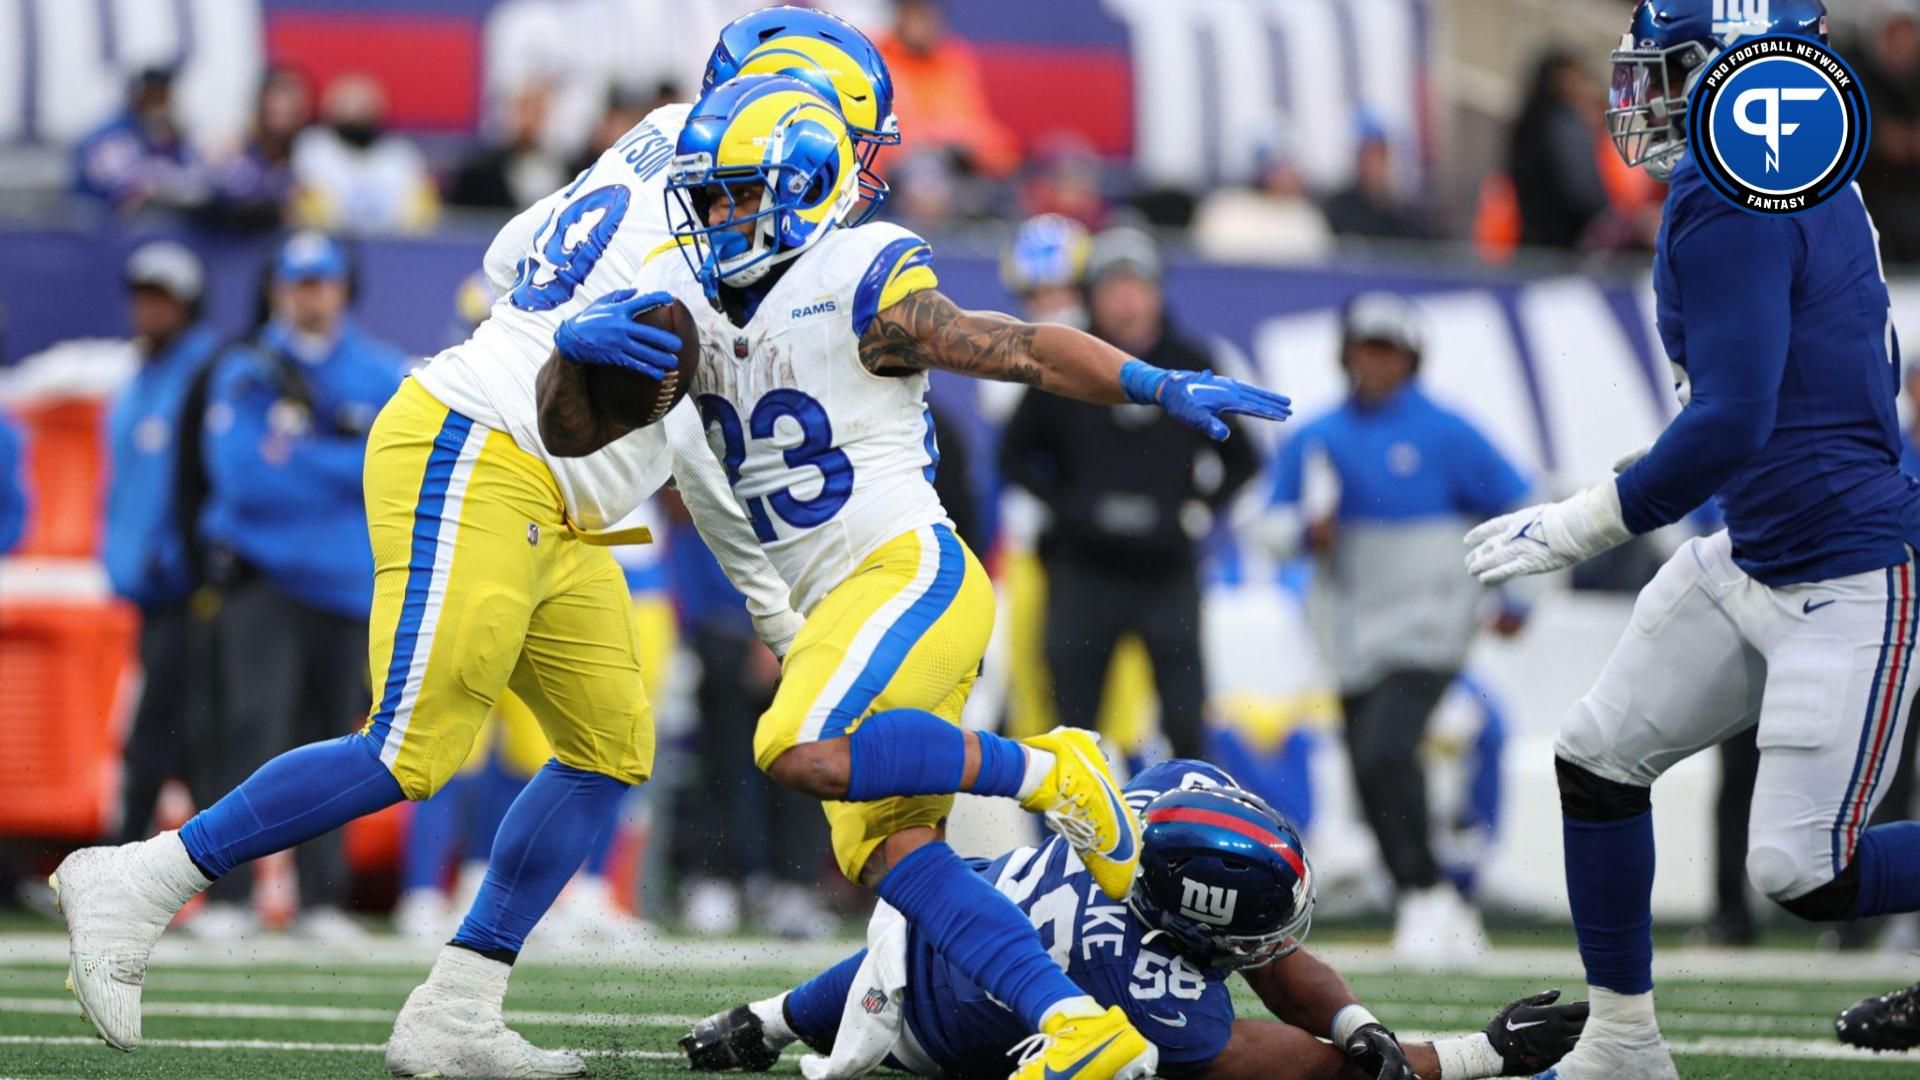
<box><xmin>902</xmin><ymin>760</ymin><xmax>1242</xmax><ymax>1078</ymax></box>
<box><xmin>1635</xmin><ymin>155</ymin><xmax>1919</xmax><ymax>585</ymax></box>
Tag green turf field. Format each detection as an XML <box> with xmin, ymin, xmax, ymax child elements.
<box><xmin>0</xmin><ymin>931</ymin><xmax>1916</xmax><ymax>1079</ymax></box>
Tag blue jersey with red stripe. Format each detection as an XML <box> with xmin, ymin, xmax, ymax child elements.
<box><xmin>901</xmin><ymin>761</ymin><xmax>1240</xmax><ymax>1078</ymax></box>
<box><xmin>1617</xmin><ymin>155</ymin><xmax>1920</xmax><ymax>586</ymax></box>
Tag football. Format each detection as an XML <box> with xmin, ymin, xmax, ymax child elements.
<box><xmin>586</xmin><ymin>296</ymin><xmax>701</xmax><ymax>430</ymax></box>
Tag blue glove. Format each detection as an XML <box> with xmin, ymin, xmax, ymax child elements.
<box><xmin>553</xmin><ymin>288</ymin><xmax>682</xmax><ymax>380</ymax></box>
<box><xmin>1119</xmin><ymin>359</ymin><xmax>1292</xmax><ymax>441</ymax></box>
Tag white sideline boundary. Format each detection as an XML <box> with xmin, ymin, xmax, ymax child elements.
<box><xmin>0</xmin><ymin>1035</ymin><xmax>691</xmax><ymax>1060</ymax></box>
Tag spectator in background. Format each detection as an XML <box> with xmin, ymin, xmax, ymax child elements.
<box><xmin>292</xmin><ymin>74</ymin><xmax>438</xmax><ymax>234</ymax></box>
<box><xmin>0</xmin><ymin>410</ymin><xmax>25</xmax><ymax>554</ymax></box>
<box><xmin>1256</xmin><ymin>293</ymin><xmax>1529</xmax><ymax>968</ymax></box>
<box><xmin>449</xmin><ymin>80</ymin><xmax>569</xmax><ymax>211</ymax></box>
<box><xmin>1857</xmin><ymin>1</ymin><xmax>1920</xmax><ymax>263</ymax></box>
<box><xmin>209</xmin><ymin>67</ymin><xmax>313</xmax><ymax>232</ymax></box>
<box><xmin>103</xmin><ymin>243</ymin><xmax>224</xmax><ymax>847</ymax></box>
<box><xmin>670</xmin><ymin>521</ymin><xmax>835</xmax><ymax>940</ymax></box>
<box><xmin>1507</xmin><ymin>49</ymin><xmax>1613</xmax><ymax>250</ymax></box>
<box><xmin>876</xmin><ymin>0</ymin><xmax>1019</xmax><ymax>180</ymax></box>
<box><xmin>999</xmin><ymin>226</ymin><xmax>1258</xmax><ymax>760</ymax></box>
<box><xmin>196</xmin><ymin>232</ymin><xmax>407</xmax><ymax>940</ymax></box>
<box><xmin>568</xmin><ymin>83</ymin><xmax>679</xmax><ymax>177</ymax></box>
<box><xmin>1018</xmin><ymin>133</ymin><xmax>1109</xmax><ymax>230</ymax></box>
<box><xmin>71</xmin><ymin>67</ymin><xmax>210</xmax><ymax>216</ymax></box>
<box><xmin>1191</xmin><ymin>133</ymin><xmax>1334</xmax><ymax>263</ymax></box>
<box><xmin>1323</xmin><ymin>118</ymin><xmax>1432</xmax><ymax>243</ymax></box>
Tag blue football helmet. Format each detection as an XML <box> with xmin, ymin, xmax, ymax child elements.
<box><xmin>1123</xmin><ymin>758</ymin><xmax>1243</xmax><ymax>816</ymax></box>
<box><xmin>1608</xmin><ymin>0</ymin><xmax>1829</xmax><ymax>179</ymax></box>
<box><xmin>704</xmin><ymin>6</ymin><xmax>899</xmax><ymax>225</ymax></box>
<box><xmin>1129</xmin><ymin>785</ymin><xmax>1314</xmax><ymax>971</ymax></box>
<box><xmin>1000</xmin><ymin>213</ymin><xmax>1092</xmax><ymax>296</ymax></box>
<box><xmin>665</xmin><ymin>74</ymin><xmax>858</xmax><ymax>296</ymax></box>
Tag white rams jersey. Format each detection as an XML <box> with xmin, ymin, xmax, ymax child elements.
<box><xmin>414</xmin><ymin>103</ymin><xmax>690</xmax><ymax>531</ymax></box>
<box><xmin>635</xmin><ymin>223</ymin><xmax>950</xmax><ymax>613</ymax></box>
<box><xmin>410</xmin><ymin>103</ymin><xmax>799</xmax><ymax>644</ymax></box>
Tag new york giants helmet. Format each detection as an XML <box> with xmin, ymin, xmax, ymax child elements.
<box><xmin>1129</xmin><ymin>786</ymin><xmax>1314</xmax><ymax>971</ymax></box>
<box><xmin>705</xmin><ymin>6</ymin><xmax>899</xmax><ymax>225</ymax></box>
<box><xmin>1608</xmin><ymin>0</ymin><xmax>1828</xmax><ymax>179</ymax></box>
<box><xmin>666</xmin><ymin>75</ymin><xmax>857</xmax><ymax>295</ymax></box>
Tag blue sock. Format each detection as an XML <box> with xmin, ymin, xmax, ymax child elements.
<box><xmin>402</xmin><ymin>773</ymin><xmax>469</xmax><ymax>893</ymax></box>
<box><xmin>181</xmin><ymin>733</ymin><xmax>405</xmax><ymax>879</ymax></box>
<box><xmin>876</xmin><ymin>841</ymin><xmax>1080</xmax><ymax>1030</ymax></box>
<box><xmin>845</xmin><ymin>709</ymin><xmax>965</xmax><ymax>801</ymax></box>
<box><xmin>845</xmin><ymin>709</ymin><xmax>1031</xmax><ymax>801</ymax></box>
<box><xmin>969</xmin><ymin>730</ymin><xmax>1030</xmax><ymax>798</ymax></box>
<box><xmin>451</xmin><ymin>761</ymin><xmax>630</xmax><ymax>960</ymax></box>
<box><xmin>787</xmin><ymin>949</ymin><xmax>866</xmax><ymax>1045</ymax></box>
<box><xmin>1563</xmin><ymin>809</ymin><xmax>1656</xmax><ymax>995</ymax></box>
<box><xmin>464</xmin><ymin>757</ymin><xmax>531</xmax><ymax>863</ymax></box>
<box><xmin>1850</xmin><ymin>822</ymin><xmax>1920</xmax><ymax>917</ymax></box>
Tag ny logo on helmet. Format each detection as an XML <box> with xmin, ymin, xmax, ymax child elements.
<box><xmin>1179</xmin><ymin>878</ymin><xmax>1238</xmax><ymax>926</ymax></box>
<box><xmin>1714</xmin><ymin>0</ymin><xmax>1771</xmax><ymax>40</ymax></box>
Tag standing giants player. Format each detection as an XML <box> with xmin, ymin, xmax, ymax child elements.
<box><xmin>1463</xmin><ymin>2</ymin><xmax>1920</xmax><ymax>1077</ymax></box>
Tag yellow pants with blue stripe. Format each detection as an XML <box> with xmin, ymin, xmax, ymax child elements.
<box><xmin>361</xmin><ymin>379</ymin><xmax>652</xmax><ymax>799</ymax></box>
<box><xmin>753</xmin><ymin>523</ymin><xmax>994</xmax><ymax>881</ymax></box>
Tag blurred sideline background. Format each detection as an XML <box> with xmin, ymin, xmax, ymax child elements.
<box><xmin>2</xmin><ymin>0</ymin><xmax>1919</xmax><ymax>955</ymax></box>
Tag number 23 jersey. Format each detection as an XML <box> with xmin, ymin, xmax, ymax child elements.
<box><xmin>637</xmin><ymin>223</ymin><xmax>952</xmax><ymax>614</ymax></box>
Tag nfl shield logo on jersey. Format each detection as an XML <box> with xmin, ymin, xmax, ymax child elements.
<box><xmin>733</xmin><ymin>335</ymin><xmax>749</xmax><ymax>360</ymax></box>
<box><xmin>861</xmin><ymin>987</ymin><xmax>888</xmax><ymax>1015</ymax></box>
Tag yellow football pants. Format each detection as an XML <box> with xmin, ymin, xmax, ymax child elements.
<box><xmin>753</xmin><ymin>524</ymin><xmax>994</xmax><ymax>881</ymax></box>
<box><xmin>360</xmin><ymin>379</ymin><xmax>652</xmax><ymax>799</ymax></box>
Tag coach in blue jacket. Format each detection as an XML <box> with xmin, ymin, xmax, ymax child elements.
<box><xmin>197</xmin><ymin>231</ymin><xmax>406</xmax><ymax>936</ymax></box>
<box><xmin>1263</xmin><ymin>292</ymin><xmax>1529</xmax><ymax>965</ymax></box>
<box><xmin>104</xmin><ymin>242</ymin><xmax>224</xmax><ymax>844</ymax></box>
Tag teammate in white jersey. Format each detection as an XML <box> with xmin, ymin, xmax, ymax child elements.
<box><xmin>546</xmin><ymin>74</ymin><xmax>1294</xmax><ymax>1080</ymax></box>
<box><xmin>49</xmin><ymin>14</ymin><xmax>900</xmax><ymax>1080</ymax></box>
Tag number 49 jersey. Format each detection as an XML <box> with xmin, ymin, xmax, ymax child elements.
<box><xmin>414</xmin><ymin>104</ymin><xmax>690</xmax><ymax>531</ymax></box>
<box><xmin>636</xmin><ymin>223</ymin><xmax>952</xmax><ymax>613</ymax></box>
<box><xmin>902</xmin><ymin>835</ymin><xmax>1237</xmax><ymax>1079</ymax></box>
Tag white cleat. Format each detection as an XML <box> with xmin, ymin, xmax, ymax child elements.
<box><xmin>386</xmin><ymin>983</ymin><xmax>584</xmax><ymax>1078</ymax></box>
<box><xmin>1534</xmin><ymin>989</ymin><xmax>1677</xmax><ymax>1080</ymax></box>
<box><xmin>52</xmin><ymin>836</ymin><xmax>203</xmax><ymax>1051</ymax></box>
<box><xmin>1532</xmin><ymin>1034</ymin><xmax>1677</xmax><ymax>1080</ymax></box>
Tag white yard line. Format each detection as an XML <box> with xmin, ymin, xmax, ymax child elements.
<box><xmin>0</xmin><ymin>996</ymin><xmax>699</xmax><ymax>1029</ymax></box>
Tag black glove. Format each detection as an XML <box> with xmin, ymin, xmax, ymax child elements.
<box><xmin>1345</xmin><ymin>1023</ymin><xmax>1416</xmax><ymax>1080</ymax></box>
<box><xmin>1484</xmin><ymin>989</ymin><xmax>1589</xmax><ymax>1075</ymax></box>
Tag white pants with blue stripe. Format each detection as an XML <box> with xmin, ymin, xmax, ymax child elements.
<box><xmin>1557</xmin><ymin>530</ymin><xmax>1920</xmax><ymax>901</ymax></box>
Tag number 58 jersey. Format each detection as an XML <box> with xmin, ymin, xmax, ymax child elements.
<box><xmin>414</xmin><ymin>104</ymin><xmax>690</xmax><ymax>531</ymax></box>
<box><xmin>637</xmin><ymin>223</ymin><xmax>953</xmax><ymax>613</ymax></box>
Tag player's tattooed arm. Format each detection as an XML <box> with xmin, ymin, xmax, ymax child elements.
<box><xmin>859</xmin><ymin>289</ymin><xmax>1131</xmax><ymax>404</ymax></box>
<box><xmin>536</xmin><ymin>349</ymin><xmax>633</xmax><ymax>457</ymax></box>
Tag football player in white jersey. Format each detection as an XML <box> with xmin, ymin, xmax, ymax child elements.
<box><xmin>539</xmin><ymin>74</ymin><xmax>1294</xmax><ymax>1080</ymax></box>
<box><xmin>48</xmin><ymin>13</ymin><xmax>900</xmax><ymax>1080</ymax></box>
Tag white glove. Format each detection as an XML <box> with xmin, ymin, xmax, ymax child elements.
<box><xmin>1612</xmin><ymin>444</ymin><xmax>1651</xmax><ymax>475</ymax></box>
<box><xmin>1464</xmin><ymin>481</ymin><xmax>1631</xmax><ymax>585</ymax></box>
<box><xmin>754</xmin><ymin>608</ymin><xmax>806</xmax><ymax>660</ymax></box>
